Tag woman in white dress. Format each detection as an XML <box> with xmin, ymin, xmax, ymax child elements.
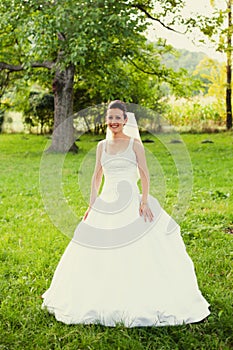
<box><xmin>42</xmin><ymin>100</ymin><xmax>210</xmax><ymax>327</ymax></box>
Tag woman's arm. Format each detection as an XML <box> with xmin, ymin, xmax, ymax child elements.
<box><xmin>83</xmin><ymin>141</ymin><xmax>103</xmax><ymax>220</ymax></box>
<box><xmin>133</xmin><ymin>139</ymin><xmax>154</xmax><ymax>222</ymax></box>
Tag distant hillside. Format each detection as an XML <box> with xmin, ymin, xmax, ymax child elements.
<box><xmin>162</xmin><ymin>48</ymin><xmax>207</xmax><ymax>72</ymax></box>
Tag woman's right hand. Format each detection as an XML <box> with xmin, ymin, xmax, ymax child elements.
<box><xmin>139</xmin><ymin>202</ymin><xmax>154</xmax><ymax>222</ymax></box>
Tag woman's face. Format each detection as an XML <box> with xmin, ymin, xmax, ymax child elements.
<box><xmin>106</xmin><ymin>108</ymin><xmax>127</xmax><ymax>134</ymax></box>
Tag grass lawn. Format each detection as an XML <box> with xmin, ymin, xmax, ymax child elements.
<box><xmin>0</xmin><ymin>132</ymin><xmax>233</xmax><ymax>350</ymax></box>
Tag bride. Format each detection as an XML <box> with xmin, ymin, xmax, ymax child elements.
<box><xmin>42</xmin><ymin>100</ymin><xmax>210</xmax><ymax>327</ymax></box>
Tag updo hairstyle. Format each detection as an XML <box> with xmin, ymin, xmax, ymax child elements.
<box><xmin>107</xmin><ymin>100</ymin><xmax>127</xmax><ymax>119</ymax></box>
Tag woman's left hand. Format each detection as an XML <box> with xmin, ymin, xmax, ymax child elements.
<box><xmin>139</xmin><ymin>202</ymin><xmax>154</xmax><ymax>222</ymax></box>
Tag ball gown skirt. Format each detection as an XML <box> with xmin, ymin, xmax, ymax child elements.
<box><xmin>42</xmin><ymin>138</ymin><xmax>210</xmax><ymax>327</ymax></box>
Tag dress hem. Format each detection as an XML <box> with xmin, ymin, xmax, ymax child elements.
<box><xmin>42</xmin><ymin>301</ymin><xmax>210</xmax><ymax>327</ymax></box>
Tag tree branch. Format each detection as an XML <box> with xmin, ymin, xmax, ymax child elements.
<box><xmin>32</xmin><ymin>61</ymin><xmax>54</xmax><ymax>69</ymax></box>
<box><xmin>0</xmin><ymin>61</ymin><xmax>54</xmax><ymax>71</ymax></box>
<box><xmin>132</xmin><ymin>4</ymin><xmax>184</xmax><ymax>34</ymax></box>
<box><xmin>127</xmin><ymin>57</ymin><xmax>158</xmax><ymax>75</ymax></box>
<box><xmin>0</xmin><ymin>62</ymin><xmax>23</xmax><ymax>71</ymax></box>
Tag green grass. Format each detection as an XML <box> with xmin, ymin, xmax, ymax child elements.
<box><xmin>0</xmin><ymin>132</ymin><xmax>233</xmax><ymax>350</ymax></box>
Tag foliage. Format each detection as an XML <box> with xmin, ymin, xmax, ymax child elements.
<box><xmin>1</xmin><ymin>78</ymin><xmax>54</xmax><ymax>133</ymax></box>
<box><xmin>194</xmin><ymin>57</ymin><xmax>226</xmax><ymax>96</ymax></box>
<box><xmin>1</xmin><ymin>40</ymin><xmax>202</xmax><ymax>134</ymax></box>
<box><xmin>0</xmin><ymin>133</ymin><xmax>233</xmax><ymax>349</ymax></box>
<box><xmin>194</xmin><ymin>57</ymin><xmax>226</xmax><ymax>119</ymax></box>
<box><xmin>0</xmin><ymin>70</ymin><xmax>25</xmax><ymax>132</ymax></box>
<box><xmin>73</xmin><ymin>52</ymin><xmax>171</xmax><ymax>113</ymax></box>
<box><xmin>23</xmin><ymin>92</ymin><xmax>54</xmax><ymax>134</ymax></box>
<box><xmin>165</xmin><ymin>96</ymin><xmax>225</xmax><ymax>130</ymax></box>
<box><xmin>0</xmin><ymin>0</ymin><xmax>146</xmax><ymax>68</ymax></box>
<box><xmin>189</xmin><ymin>0</ymin><xmax>233</xmax><ymax>129</ymax></box>
<box><xmin>0</xmin><ymin>1</ymin><xmax>201</xmax><ymax>111</ymax></box>
<box><xmin>0</xmin><ymin>71</ymin><xmax>10</xmax><ymax>99</ymax></box>
<box><xmin>193</xmin><ymin>0</ymin><xmax>230</xmax><ymax>53</ymax></box>
<box><xmin>161</xmin><ymin>48</ymin><xmax>210</xmax><ymax>94</ymax></box>
<box><xmin>162</xmin><ymin>48</ymin><xmax>207</xmax><ymax>73</ymax></box>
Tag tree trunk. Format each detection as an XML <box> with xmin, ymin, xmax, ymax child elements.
<box><xmin>226</xmin><ymin>64</ymin><xmax>232</xmax><ymax>129</ymax></box>
<box><xmin>226</xmin><ymin>0</ymin><xmax>232</xmax><ymax>130</ymax></box>
<box><xmin>47</xmin><ymin>63</ymin><xmax>78</xmax><ymax>153</ymax></box>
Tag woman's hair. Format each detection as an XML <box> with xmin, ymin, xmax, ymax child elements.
<box><xmin>107</xmin><ymin>100</ymin><xmax>127</xmax><ymax>119</ymax></box>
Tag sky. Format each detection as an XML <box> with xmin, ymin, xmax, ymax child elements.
<box><xmin>146</xmin><ymin>0</ymin><xmax>226</xmax><ymax>61</ymax></box>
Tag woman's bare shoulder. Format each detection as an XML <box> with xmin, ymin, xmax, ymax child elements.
<box><xmin>97</xmin><ymin>139</ymin><xmax>106</xmax><ymax>148</ymax></box>
<box><xmin>133</xmin><ymin>138</ymin><xmax>142</xmax><ymax>145</ymax></box>
<box><xmin>95</xmin><ymin>139</ymin><xmax>105</xmax><ymax>154</ymax></box>
<box><xmin>133</xmin><ymin>138</ymin><xmax>144</xmax><ymax>152</ymax></box>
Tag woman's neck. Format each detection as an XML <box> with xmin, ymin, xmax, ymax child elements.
<box><xmin>111</xmin><ymin>131</ymin><xmax>128</xmax><ymax>140</ymax></box>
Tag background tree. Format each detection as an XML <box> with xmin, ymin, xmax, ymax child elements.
<box><xmin>225</xmin><ymin>0</ymin><xmax>232</xmax><ymax>129</ymax></box>
<box><xmin>0</xmin><ymin>0</ymin><xmax>199</xmax><ymax>150</ymax></box>
<box><xmin>194</xmin><ymin>0</ymin><xmax>233</xmax><ymax>129</ymax></box>
<box><xmin>194</xmin><ymin>57</ymin><xmax>226</xmax><ymax>118</ymax></box>
<box><xmin>0</xmin><ymin>0</ymin><xmax>145</xmax><ymax>151</ymax></box>
<box><xmin>23</xmin><ymin>92</ymin><xmax>54</xmax><ymax>134</ymax></box>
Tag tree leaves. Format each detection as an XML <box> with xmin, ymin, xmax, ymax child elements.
<box><xmin>1</xmin><ymin>0</ymin><xmax>200</xmax><ymax>112</ymax></box>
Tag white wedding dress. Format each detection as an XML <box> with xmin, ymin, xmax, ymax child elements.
<box><xmin>42</xmin><ymin>137</ymin><xmax>210</xmax><ymax>327</ymax></box>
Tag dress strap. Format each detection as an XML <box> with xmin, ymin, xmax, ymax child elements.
<box><xmin>129</xmin><ymin>137</ymin><xmax>134</xmax><ymax>149</ymax></box>
<box><xmin>101</xmin><ymin>139</ymin><xmax>106</xmax><ymax>155</ymax></box>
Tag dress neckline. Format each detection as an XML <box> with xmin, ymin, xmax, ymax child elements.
<box><xmin>104</xmin><ymin>137</ymin><xmax>133</xmax><ymax>156</ymax></box>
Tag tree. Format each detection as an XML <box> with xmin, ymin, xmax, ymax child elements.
<box><xmin>73</xmin><ymin>40</ymin><xmax>201</xmax><ymax>113</ymax></box>
<box><xmin>23</xmin><ymin>92</ymin><xmax>54</xmax><ymax>134</ymax></box>
<box><xmin>194</xmin><ymin>0</ymin><xmax>233</xmax><ymax>129</ymax></box>
<box><xmin>0</xmin><ymin>0</ymin><xmax>140</xmax><ymax>151</ymax></box>
<box><xmin>0</xmin><ymin>0</ymin><xmax>192</xmax><ymax>151</ymax></box>
<box><xmin>194</xmin><ymin>57</ymin><xmax>226</xmax><ymax>118</ymax></box>
<box><xmin>225</xmin><ymin>0</ymin><xmax>232</xmax><ymax>129</ymax></box>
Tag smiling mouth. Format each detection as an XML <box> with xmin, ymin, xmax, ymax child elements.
<box><xmin>110</xmin><ymin>124</ymin><xmax>120</xmax><ymax>128</ymax></box>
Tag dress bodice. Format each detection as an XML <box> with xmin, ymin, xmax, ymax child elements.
<box><xmin>101</xmin><ymin>138</ymin><xmax>139</xmax><ymax>184</ymax></box>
